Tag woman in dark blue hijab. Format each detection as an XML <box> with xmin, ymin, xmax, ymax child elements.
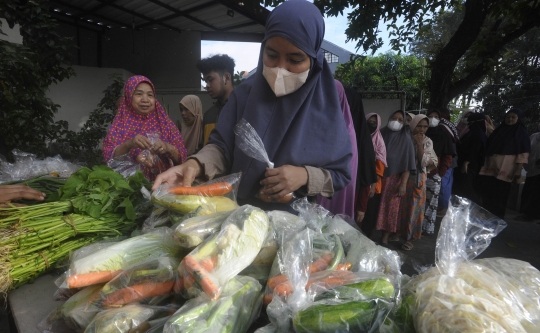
<box><xmin>478</xmin><ymin>108</ymin><xmax>531</xmax><ymax>218</ymax></box>
<box><xmin>153</xmin><ymin>0</ymin><xmax>352</xmax><ymax>213</ymax></box>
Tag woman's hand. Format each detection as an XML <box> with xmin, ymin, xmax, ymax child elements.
<box><xmin>369</xmin><ymin>183</ymin><xmax>376</xmax><ymax>198</ymax></box>
<box><xmin>413</xmin><ymin>133</ymin><xmax>424</xmax><ymax>147</ymax></box>
<box><xmin>151</xmin><ymin>139</ymin><xmax>170</xmax><ymax>155</ymax></box>
<box><xmin>259</xmin><ymin>165</ymin><xmax>307</xmax><ymax>201</ymax></box>
<box><xmin>130</xmin><ymin>134</ymin><xmax>153</xmax><ymax>150</ymax></box>
<box><xmin>397</xmin><ymin>184</ymin><xmax>406</xmax><ymax>197</ymax></box>
<box><xmin>151</xmin><ymin>159</ymin><xmax>202</xmax><ymax>190</ymax></box>
<box><xmin>461</xmin><ymin>161</ymin><xmax>469</xmax><ymax>174</ymax></box>
<box><xmin>0</xmin><ymin>185</ymin><xmax>45</xmax><ymax>204</ymax></box>
<box><xmin>356</xmin><ymin>211</ymin><xmax>365</xmax><ymax>225</ymax></box>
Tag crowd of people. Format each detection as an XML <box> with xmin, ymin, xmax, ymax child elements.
<box><xmin>3</xmin><ymin>0</ymin><xmax>538</xmax><ymax>253</ymax></box>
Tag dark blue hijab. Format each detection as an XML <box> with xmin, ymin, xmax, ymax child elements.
<box><xmin>208</xmin><ymin>0</ymin><xmax>352</xmax><ymax>200</ymax></box>
<box><xmin>486</xmin><ymin>108</ymin><xmax>531</xmax><ymax>156</ymax></box>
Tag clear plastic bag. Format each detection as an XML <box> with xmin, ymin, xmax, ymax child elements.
<box><xmin>151</xmin><ymin>172</ymin><xmax>241</xmax><ymax>215</ymax></box>
<box><xmin>234</xmin><ymin>118</ymin><xmax>295</xmax><ymax>203</ymax></box>
<box><xmin>173</xmin><ymin>210</ymin><xmax>234</xmax><ymax>248</ymax></box>
<box><xmin>163</xmin><ymin>276</ymin><xmax>262</xmax><ymax>333</ymax></box>
<box><xmin>176</xmin><ymin>205</ymin><xmax>269</xmax><ymax>300</ymax></box>
<box><xmin>404</xmin><ymin>196</ymin><xmax>540</xmax><ymax>332</ymax></box>
<box><xmin>90</xmin><ymin>257</ymin><xmax>179</xmax><ymax>310</ymax></box>
<box><xmin>107</xmin><ymin>153</ymin><xmax>141</xmax><ymax>178</ymax></box>
<box><xmin>135</xmin><ymin>133</ymin><xmax>169</xmax><ymax>175</ymax></box>
<box><xmin>84</xmin><ymin>304</ymin><xmax>175</xmax><ymax>333</ymax></box>
<box><xmin>38</xmin><ymin>284</ymin><xmax>104</xmax><ymax>333</ymax></box>
<box><xmin>62</xmin><ymin>228</ymin><xmax>181</xmax><ymax>289</ymax></box>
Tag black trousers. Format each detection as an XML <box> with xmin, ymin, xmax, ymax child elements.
<box><xmin>452</xmin><ymin>166</ymin><xmax>482</xmax><ymax>205</ymax></box>
<box><xmin>479</xmin><ymin>175</ymin><xmax>512</xmax><ymax>219</ymax></box>
<box><xmin>521</xmin><ymin>174</ymin><xmax>540</xmax><ymax>218</ymax></box>
<box><xmin>361</xmin><ymin>193</ymin><xmax>381</xmax><ymax>238</ymax></box>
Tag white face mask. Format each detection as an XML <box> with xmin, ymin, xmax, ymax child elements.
<box><xmin>262</xmin><ymin>65</ymin><xmax>309</xmax><ymax>97</ymax></box>
<box><xmin>388</xmin><ymin>120</ymin><xmax>403</xmax><ymax>131</ymax></box>
<box><xmin>429</xmin><ymin>117</ymin><xmax>440</xmax><ymax>127</ymax></box>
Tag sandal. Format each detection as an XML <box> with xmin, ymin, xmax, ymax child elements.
<box><xmin>401</xmin><ymin>241</ymin><xmax>414</xmax><ymax>251</ymax></box>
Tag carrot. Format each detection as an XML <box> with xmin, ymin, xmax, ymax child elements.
<box><xmin>273</xmin><ymin>281</ymin><xmax>294</xmax><ymax>297</ymax></box>
<box><xmin>102</xmin><ymin>280</ymin><xmax>174</xmax><ymax>307</ymax></box>
<box><xmin>173</xmin><ymin>277</ymin><xmax>184</xmax><ymax>293</ymax></box>
<box><xmin>182</xmin><ymin>255</ymin><xmax>220</xmax><ymax>299</ymax></box>
<box><xmin>199</xmin><ymin>256</ymin><xmax>218</xmax><ymax>271</ymax></box>
<box><xmin>336</xmin><ymin>262</ymin><xmax>352</xmax><ymax>271</ymax></box>
<box><xmin>305</xmin><ymin>270</ymin><xmax>355</xmax><ymax>290</ymax></box>
<box><xmin>309</xmin><ymin>253</ymin><xmax>333</xmax><ymax>273</ymax></box>
<box><xmin>263</xmin><ymin>293</ymin><xmax>274</xmax><ymax>305</ymax></box>
<box><xmin>267</xmin><ymin>274</ymin><xmax>289</xmax><ymax>290</ymax></box>
<box><xmin>66</xmin><ymin>270</ymin><xmax>122</xmax><ymax>288</ymax></box>
<box><xmin>168</xmin><ymin>182</ymin><xmax>232</xmax><ymax>196</ymax></box>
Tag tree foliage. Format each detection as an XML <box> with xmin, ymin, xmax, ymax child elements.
<box><xmin>0</xmin><ymin>0</ymin><xmax>75</xmax><ymax>159</ymax></box>
<box><xmin>334</xmin><ymin>52</ymin><xmax>428</xmax><ymax>110</ymax></box>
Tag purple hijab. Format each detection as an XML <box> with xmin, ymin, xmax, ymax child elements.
<box><xmin>317</xmin><ymin>80</ymin><xmax>358</xmax><ymax>218</ymax></box>
<box><xmin>208</xmin><ymin>0</ymin><xmax>352</xmax><ymax>200</ymax></box>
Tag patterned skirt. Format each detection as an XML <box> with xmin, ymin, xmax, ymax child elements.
<box><xmin>399</xmin><ymin>173</ymin><xmax>427</xmax><ymax>240</ymax></box>
<box><xmin>422</xmin><ymin>174</ymin><xmax>441</xmax><ymax>234</ymax></box>
<box><xmin>376</xmin><ymin>174</ymin><xmax>403</xmax><ymax>233</ymax></box>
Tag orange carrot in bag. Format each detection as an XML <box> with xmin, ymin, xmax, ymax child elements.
<box><xmin>102</xmin><ymin>280</ymin><xmax>174</xmax><ymax>307</ymax></box>
<box><xmin>168</xmin><ymin>182</ymin><xmax>232</xmax><ymax>196</ymax></box>
<box><xmin>67</xmin><ymin>270</ymin><xmax>122</xmax><ymax>288</ymax></box>
<box><xmin>309</xmin><ymin>253</ymin><xmax>333</xmax><ymax>273</ymax></box>
<box><xmin>336</xmin><ymin>262</ymin><xmax>353</xmax><ymax>271</ymax></box>
<box><xmin>182</xmin><ymin>255</ymin><xmax>220</xmax><ymax>299</ymax></box>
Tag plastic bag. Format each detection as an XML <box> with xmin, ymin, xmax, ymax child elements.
<box><xmin>234</xmin><ymin>118</ymin><xmax>295</xmax><ymax>203</ymax></box>
<box><xmin>135</xmin><ymin>133</ymin><xmax>169</xmax><ymax>175</ymax></box>
<box><xmin>90</xmin><ymin>257</ymin><xmax>179</xmax><ymax>310</ymax></box>
<box><xmin>173</xmin><ymin>210</ymin><xmax>234</xmax><ymax>248</ymax></box>
<box><xmin>404</xmin><ymin>196</ymin><xmax>540</xmax><ymax>332</ymax></box>
<box><xmin>84</xmin><ymin>304</ymin><xmax>174</xmax><ymax>333</ymax></box>
<box><xmin>38</xmin><ymin>284</ymin><xmax>104</xmax><ymax>333</ymax></box>
<box><xmin>107</xmin><ymin>153</ymin><xmax>141</xmax><ymax>178</ymax></box>
<box><xmin>164</xmin><ymin>276</ymin><xmax>262</xmax><ymax>333</ymax></box>
<box><xmin>177</xmin><ymin>205</ymin><xmax>269</xmax><ymax>300</ymax></box>
<box><xmin>151</xmin><ymin>172</ymin><xmax>241</xmax><ymax>215</ymax></box>
<box><xmin>62</xmin><ymin>228</ymin><xmax>181</xmax><ymax>289</ymax></box>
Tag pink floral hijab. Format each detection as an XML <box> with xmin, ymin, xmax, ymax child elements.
<box><xmin>365</xmin><ymin>113</ymin><xmax>387</xmax><ymax>167</ymax></box>
<box><xmin>102</xmin><ymin>75</ymin><xmax>187</xmax><ymax>180</ymax></box>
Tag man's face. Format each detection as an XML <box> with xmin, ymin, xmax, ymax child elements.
<box><xmin>202</xmin><ymin>71</ymin><xmax>227</xmax><ymax>100</ymax></box>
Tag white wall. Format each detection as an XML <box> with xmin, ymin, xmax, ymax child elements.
<box><xmin>47</xmin><ymin>65</ymin><xmax>133</xmax><ymax>131</ymax></box>
<box><xmin>155</xmin><ymin>89</ymin><xmax>215</xmax><ymax>129</ymax></box>
<box><xmin>0</xmin><ymin>18</ymin><xmax>22</xmax><ymax>44</ymax></box>
<box><xmin>362</xmin><ymin>99</ymin><xmax>404</xmax><ymax>123</ymax></box>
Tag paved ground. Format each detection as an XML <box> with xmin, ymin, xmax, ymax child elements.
<box><xmin>2</xmin><ymin>208</ymin><xmax>539</xmax><ymax>333</ymax></box>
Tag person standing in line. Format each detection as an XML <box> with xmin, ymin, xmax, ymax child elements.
<box><xmin>423</xmin><ymin>109</ymin><xmax>455</xmax><ymax>234</ymax></box>
<box><xmin>452</xmin><ymin>113</ymin><xmax>488</xmax><ymax>204</ymax></box>
<box><xmin>179</xmin><ymin>95</ymin><xmax>203</xmax><ymax>156</ymax></box>
<box><xmin>197</xmin><ymin>54</ymin><xmax>235</xmax><ymax>145</ymax></box>
<box><xmin>516</xmin><ymin>125</ymin><xmax>540</xmax><ymax>222</ymax></box>
<box><xmin>357</xmin><ymin>112</ymin><xmax>387</xmax><ymax>238</ymax></box>
<box><xmin>317</xmin><ymin>80</ymin><xmax>358</xmax><ymax>218</ymax></box>
<box><xmin>437</xmin><ymin>113</ymin><xmax>459</xmax><ymax>217</ymax></box>
<box><xmin>397</xmin><ymin>114</ymin><xmax>437</xmax><ymax>251</ymax></box>
<box><xmin>478</xmin><ymin>108</ymin><xmax>530</xmax><ymax>219</ymax></box>
<box><xmin>375</xmin><ymin>110</ymin><xmax>416</xmax><ymax>245</ymax></box>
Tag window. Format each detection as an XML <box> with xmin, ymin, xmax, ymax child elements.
<box><xmin>322</xmin><ymin>49</ymin><xmax>339</xmax><ymax>63</ymax></box>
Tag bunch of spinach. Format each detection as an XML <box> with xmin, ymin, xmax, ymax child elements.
<box><xmin>56</xmin><ymin>166</ymin><xmax>150</xmax><ymax>221</ymax></box>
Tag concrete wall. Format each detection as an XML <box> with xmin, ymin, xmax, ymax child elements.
<box><xmin>47</xmin><ymin>66</ymin><xmax>133</xmax><ymax>131</ymax></box>
<box><xmin>362</xmin><ymin>99</ymin><xmax>403</xmax><ymax>123</ymax></box>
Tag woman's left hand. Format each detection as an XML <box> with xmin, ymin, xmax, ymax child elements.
<box><xmin>152</xmin><ymin>139</ymin><xmax>170</xmax><ymax>155</ymax></box>
<box><xmin>397</xmin><ymin>184</ymin><xmax>406</xmax><ymax>197</ymax></box>
<box><xmin>260</xmin><ymin>165</ymin><xmax>307</xmax><ymax>201</ymax></box>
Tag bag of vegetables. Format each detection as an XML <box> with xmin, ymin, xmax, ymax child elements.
<box><xmin>176</xmin><ymin>205</ymin><xmax>269</xmax><ymax>300</ymax></box>
<box><xmin>151</xmin><ymin>172</ymin><xmax>241</xmax><ymax>215</ymax></box>
<box><xmin>402</xmin><ymin>196</ymin><xmax>540</xmax><ymax>333</ymax></box>
<box><xmin>85</xmin><ymin>304</ymin><xmax>177</xmax><ymax>333</ymax></box>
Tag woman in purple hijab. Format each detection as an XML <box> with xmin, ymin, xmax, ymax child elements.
<box><xmin>317</xmin><ymin>80</ymin><xmax>358</xmax><ymax>218</ymax></box>
<box><xmin>153</xmin><ymin>0</ymin><xmax>352</xmax><ymax>213</ymax></box>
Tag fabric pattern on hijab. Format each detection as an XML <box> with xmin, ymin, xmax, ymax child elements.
<box><xmin>180</xmin><ymin>95</ymin><xmax>203</xmax><ymax>156</ymax></box>
<box><xmin>426</xmin><ymin>110</ymin><xmax>455</xmax><ymax>157</ymax></box>
<box><xmin>103</xmin><ymin>75</ymin><xmax>187</xmax><ymax>180</ymax></box>
<box><xmin>346</xmin><ymin>88</ymin><xmax>377</xmax><ymax>188</ymax></box>
<box><xmin>440</xmin><ymin>118</ymin><xmax>459</xmax><ymax>142</ymax></box>
<box><xmin>380</xmin><ymin>110</ymin><xmax>416</xmax><ymax>177</ymax></box>
<box><xmin>486</xmin><ymin>108</ymin><xmax>531</xmax><ymax>156</ymax></box>
<box><xmin>207</xmin><ymin>0</ymin><xmax>352</xmax><ymax>199</ymax></box>
<box><xmin>365</xmin><ymin>113</ymin><xmax>387</xmax><ymax>167</ymax></box>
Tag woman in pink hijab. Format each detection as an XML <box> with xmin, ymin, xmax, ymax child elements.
<box><xmin>103</xmin><ymin>75</ymin><xmax>187</xmax><ymax>180</ymax></box>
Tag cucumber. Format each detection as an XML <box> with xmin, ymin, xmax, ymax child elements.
<box><xmin>314</xmin><ymin>278</ymin><xmax>395</xmax><ymax>302</ymax></box>
<box><xmin>293</xmin><ymin>300</ymin><xmax>377</xmax><ymax>333</ymax></box>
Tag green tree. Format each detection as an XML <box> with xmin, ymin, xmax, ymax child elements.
<box><xmin>262</xmin><ymin>0</ymin><xmax>540</xmax><ymax>114</ymax></box>
<box><xmin>334</xmin><ymin>52</ymin><xmax>427</xmax><ymax>110</ymax></box>
<box><xmin>0</xmin><ymin>0</ymin><xmax>75</xmax><ymax>159</ymax></box>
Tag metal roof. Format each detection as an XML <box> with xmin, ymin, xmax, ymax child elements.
<box><xmin>49</xmin><ymin>0</ymin><xmax>270</xmax><ymax>42</ymax></box>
